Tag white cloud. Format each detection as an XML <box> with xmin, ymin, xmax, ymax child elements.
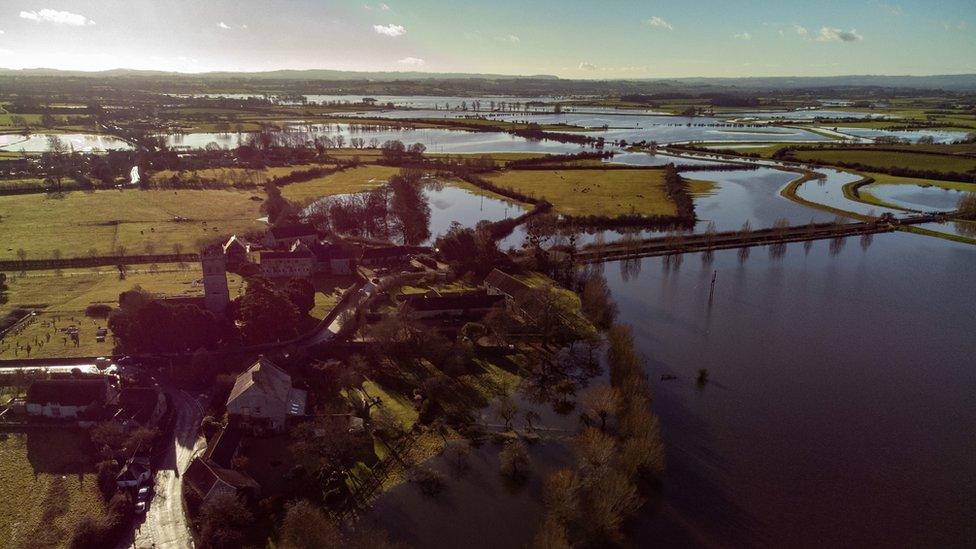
<box><xmin>793</xmin><ymin>24</ymin><xmax>809</xmax><ymax>37</ymax></box>
<box><xmin>645</xmin><ymin>16</ymin><xmax>673</xmax><ymax>30</ymax></box>
<box><xmin>943</xmin><ymin>21</ymin><xmax>969</xmax><ymax>33</ymax></box>
<box><xmin>578</xmin><ymin>62</ymin><xmax>597</xmax><ymax>71</ymax></box>
<box><xmin>398</xmin><ymin>57</ymin><xmax>425</xmax><ymax>67</ymax></box>
<box><xmin>218</xmin><ymin>22</ymin><xmax>231</xmax><ymax>30</ymax></box>
<box><xmin>734</xmin><ymin>32</ymin><xmax>752</xmax><ymax>40</ymax></box>
<box><xmin>241</xmin><ymin>24</ymin><xmax>249</xmax><ymax>30</ymax></box>
<box><xmin>871</xmin><ymin>1</ymin><xmax>902</xmax><ymax>16</ymax></box>
<box><xmin>373</xmin><ymin>23</ymin><xmax>406</xmax><ymax>37</ymax></box>
<box><xmin>20</xmin><ymin>9</ymin><xmax>94</xmax><ymax>26</ymax></box>
<box><xmin>816</xmin><ymin>27</ymin><xmax>863</xmax><ymax>42</ymax></box>
<box><xmin>364</xmin><ymin>3</ymin><xmax>391</xmax><ymax>10</ymax></box>
<box><xmin>501</xmin><ymin>34</ymin><xmax>520</xmax><ymax>44</ymax></box>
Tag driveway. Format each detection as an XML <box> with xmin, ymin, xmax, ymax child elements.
<box><xmin>124</xmin><ymin>389</ymin><xmax>207</xmax><ymax>549</ymax></box>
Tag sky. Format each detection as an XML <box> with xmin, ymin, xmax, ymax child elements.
<box><xmin>0</xmin><ymin>0</ymin><xmax>973</xmax><ymax>78</ymax></box>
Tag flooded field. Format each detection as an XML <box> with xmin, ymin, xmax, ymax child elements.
<box><xmin>604</xmin><ymin>232</ymin><xmax>976</xmax><ymax>546</ymax></box>
<box><xmin>861</xmin><ymin>183</ymin><xmax>969</xmax><ymax>211</ymax></box>
<box><xmin>162</xmin><ymin>124</ymin><xmax>596</xmax><ymax>154</ymax></box>
<box><xmin>0</xmin><ymin>133</ymin><xmax>133</xmax><ymax>152</ymax></box>
<box><xmin>834</xmin><ymin>127</ymin><xmax>971</xmax><ymax>144</ymax></box>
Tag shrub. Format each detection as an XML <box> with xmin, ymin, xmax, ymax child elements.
<box><xmin>85</xmin><ymin>304</ymin><xmax>113</xmax><ymax>318</ymax></box>
<box><xmin>413</xmin><ymin>465</ymin><xmax>445</xmax><ymax>497</ymax></box>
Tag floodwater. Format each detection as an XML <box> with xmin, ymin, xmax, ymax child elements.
<box><xmin>833</xmin><ymin>127</ymin><xmax>971</xmax><ymax>144</ymax></box>
<box><xmin>863</xmin><ymin>183</ymin><xmax>969</xmax><ymax>211</ymax></box>
<box><xmin>342</xmin><ymin>110</ymin><xmax>832</xmax><ymax>145</ymax></box>
<box><xmin>728</xmin><ymin>110</ymin><xmax>892</xmax><ymax>121</ymax></box>
<box><xmin>604</xmin><ymin>231</ymin><xmax>976</xmax><ymax>546</ymax></box>
<box><xmin>162</xmin><ymin>125</ymin><xmax>596</xmax><ymax>155</ymax></box>
<box><xmin>0</xmin><ymin>133</ymin><xmax>133</xmax><ymax>152</ymax></box>
<box><xmin>425</xmin><ymin>184</ymin><xmax>527</xmax><ymax>242</ymax></box>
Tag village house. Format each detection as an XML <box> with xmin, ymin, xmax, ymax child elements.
<box><xmin>484</xmin><ymin>268</ymin><xmax>534</xmax><ymax>311</ymax></box>
<box><xmin>263</xmin><ymin>223</ymin><xmax>318</xmax><ymax>248</ymax></box>
<box><xmin>184</xmin><ymin>455</ymin><xmax>259</xmax><ymax>507</ymax></box>
<box><xmin>259</xmin><ymin>249</ymin><xmax>315</xmax><ymax>278</ymax></box>
<box><xmin>401</xmin><ymin>291</ymin><xmax>505</xmax><ymax>319</ymax></box>
<box><xmin>184</xmin><ymin>423</ymin><xmax>259</xmax><ymax>506</ymax></box>
<box><xmin>359</xmin><ymin>245</ymin><xmax>430</xmax><ymax>268</ymax></box>
<box><xmin>116</xmin><ymin>455</ymin><xmax>152</xmax><ymax>489</ymax></box>
<box><xmin>308</xmin><ymin>241</ymin><xmax>360</xmax><ymax>275</ymax></box>
<box><xmin>226</xmin><ymin>357</ymin><xmax>307</xmax><ymax>433</ymax></box>
<box><xmin>25</xmin><ymin>378</ymin><xmax>118</xmax><ymax>420</ymax></box>
<box><xmin>115</xmin><ymin>386</ymin><xmax>167</xmax><ymax>430</ymax></box>
<box><xmin>221</xmin><ymin>234</ymin><xmax>252</xmax><ymax>268</ymax></box>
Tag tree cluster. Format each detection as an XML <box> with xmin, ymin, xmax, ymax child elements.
<box><xmin>108</xmin><ymin>287</ymin><xmax>229</xmax><ymax>354</ymax></box>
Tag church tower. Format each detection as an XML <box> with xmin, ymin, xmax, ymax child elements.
<box><xmin>201</xmin><ymin>245</ymin><xmax>230</xmax><ymax>315</ymax></box>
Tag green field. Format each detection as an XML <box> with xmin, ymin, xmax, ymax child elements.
<box><xmin>0</xmin><ymin>265</ymin><xmax>245</xmax><ymax>358</ymax></box>
<box><xmin>0</xmin><ymin>430</ymin><xmax>106</xmax><ymax>549</ymax></box>
<box><xmin>0</xmin><ymin>188</ymin><xmax>265</xmax><ymax>261</ymax></box>
<box><xmin>484</xmin><ymin>168</ymin><xmax>715</xmax><ymax>216</ymax></box>
<box><xmin>148</xmin><ymin>163</ymin><xmax>335</xmax><ymax>187</ymax></box>
<box><xmin>789</xmin><ymin>149</ymin><xmax>976</xmax><ymax>174</ymax></box>
<box><xmin>281</xmin><ymin>165</ymin><xmax>400</xmax><ymax>203</ymax></box>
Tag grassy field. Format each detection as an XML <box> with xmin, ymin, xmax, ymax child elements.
<box><xmin>0</xmin><ymin>264</ymin><xmax>244</xmax><ymax>359</ymax></box>
<box><xmin>0</xmin><ymin>430</ymin><xmax>106</xmax><ymax>548</ymax></box>
<box><xmin>148</xmin><ymin>163</ymin><xmax>335</xmax><ymax>187</ymax></box>
<box><xmin>789</xmin><ymin>149</ymin><xmax>976</xmax><ymax>174</ymax></box>
<box><xmin>0</xmin><ymin>188</ymin><xmax>265</xmax><ymax>261</ymax></box>
<box><xmin>281</xmin><ymin>165</ymin><xmax>400</xmax><ymax>203</ymax></box>
<box><xmin>484</xmin><ymin>168</ymin><xmax>715</xmax><ymax>216</ymax></box>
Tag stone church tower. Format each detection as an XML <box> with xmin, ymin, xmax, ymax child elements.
<box><xmin>201</xmin><ymin>245</ymin><xmax>230</xmax><ymax>315</ymax></box>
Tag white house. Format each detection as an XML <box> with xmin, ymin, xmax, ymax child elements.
<box><xmin>259</xmin><ymin>249</ymin><xmax>315</xmax><ymax>279</ymax></box>
<box><xmin>264</xmin><ymin>223</ymin><xmax>318</xmax><ymax>248</ymax></box>
<box><xmin>226</xmin><ymin>357</ymin><xmax>307</xmax><ymax>432</ymax></box>
<box><xmin>26</xmin><ymin>378</ymin><xmax>118</xmax><ymax>420</ymax></box>
<box><xmin>116</xmin><ymin>456</ymin><xmax>152</xmax><ymax>488</ymax></box>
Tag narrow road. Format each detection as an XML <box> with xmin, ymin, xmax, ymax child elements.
<box><xmin>125</xmin><ymin>389</ymin><xmax>207</xmax><ymax>549</ymax></box>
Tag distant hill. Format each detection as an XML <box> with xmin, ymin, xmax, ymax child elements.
<box><xmin>653</xmin><ymin>74</ymin><xmax>976</xmax><ymax>91</ymax></box>
<box><xmin>2</xmin><ymin>68</ymin><xmax>975</xmax><ymax>93</ymax></box>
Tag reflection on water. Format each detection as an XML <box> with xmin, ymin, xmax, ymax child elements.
<box><xmin>0</xmin><ymin>133</ymin><xmax>133</xmax><ymax>152</ymax></box>
<box><xmin>162</xmin><ymin>124</ymin><xmax>595</xmax><ymax>155</ymax></box>
<box><xmin>606</xmin><ymin>232</ymin><xmax>976</xmax><ymax>546</ymax></box>
<box><xmin>864</xmin><ymin>183</ymin><xmax>969</xmax><ymax>211</ymax></box>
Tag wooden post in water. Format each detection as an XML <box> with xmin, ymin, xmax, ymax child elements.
<box><xmin>708</xmin><ymin>270</ymin><xmax>717</xmax><ymax>302</ymax></box>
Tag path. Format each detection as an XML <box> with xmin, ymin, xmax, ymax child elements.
<box><xmin>124</xmin><ymin>389</ymin><xmax>206</xmax><ymax>549</ymax></box>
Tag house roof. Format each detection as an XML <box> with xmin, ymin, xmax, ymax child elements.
<box><xmin>117</xmin><ymin>387</ymin><xmax>161</xmax><ymax>425</ymax></box>
<box><xmin>268</xmin><ymin>223</ymin><xmax>317</xmax><ymax>240</ymax></box>
<box><xmin>308</xmin><ymin>241</ymin><xmax>360</xmax><ymax>261</ymax></box>
<box><xmin>260</xmin><ymin>249</ymin><xmax>314</xmax><ymax>261</ymax></box>
<box><xmin>116</xmin><ymin>460</ymin><xmax>149</xmax><ymax>481</ymax></box>
<box><xmin>484</xmin><ymin>269</ymin><xmax>533</xmax><ymax>301</ymax></box>
<box><xmin>402</xmin><ymin>291</ymin><xmax>505</xmax><ymax>312</ymax></box>
<box><xmin>361</xmin><ymin>245</ymin><xmax>429</xmax><ymax>260</ymax></box>
<box><xmin>26</xmin><ymin>379</ymin><xmax>110</xmax><ymax>407</ymax></box>
<box><xmin>184</xmin><ymin>457</ymin><xmax>259</xmax><ymax>498</ymax></box>
<box><xmin>206</xmin><ymin>424</ymin><xmax>243</xmax><ymax>469</ymax></box>
<box><xmin>223</xmin><ymin>234</ymin><xmax>251</xmax><ymax>254</ymax></box>
<box><xmin>227</xmin><ymin>357</ymin><xmax>293</xmax><ymax>410</ymax></box>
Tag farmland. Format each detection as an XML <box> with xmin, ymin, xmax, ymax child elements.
<box><xmin>0</xmin><ymin>430</ymin><xmax>105</xmax><ymax>549</ymax></box>
<box><xmin>484</xmin><ymin>168</ymin><xmax>715</xmax><ymax>216</ymax></box>
<box><xmin>0</xmin><ymin>188</ymin><xmax>265</xmax><ymax>261</ymax></box>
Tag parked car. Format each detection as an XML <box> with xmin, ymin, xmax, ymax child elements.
<box><xmin>135</xmin><ymin>500</ymin><xmax>147</xmax><ymax>514</ymax></box>
<box><xmin>137</xmin><ymin>486</ymin><xmax>151</xmax><ymax>501</ymax></box>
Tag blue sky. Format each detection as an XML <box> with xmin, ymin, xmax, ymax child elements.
<box><xmin>0</xmin><ymin>0</ymin><xmax>973</xmax><ymax>77</ymax></box>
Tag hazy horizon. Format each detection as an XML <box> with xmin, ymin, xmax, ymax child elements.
<box><xmin>1</xmin><ymin>0</ymin><xmax>973</xmax><ymax>78</ymax></box>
